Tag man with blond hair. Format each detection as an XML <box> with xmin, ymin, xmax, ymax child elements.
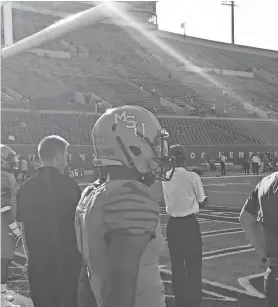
<box><xmin>16</xmin><ymin>135</ymin><xmax>82</xmax><ymax>307</ymax></box>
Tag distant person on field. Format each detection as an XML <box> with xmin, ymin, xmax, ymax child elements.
<box><xmin>16</xmin><ymin>136</ymin><xmax>82</xmax><ymax>307</ymax></box>
<box><xmin>240</xmin><ymin>172</ymin><xmax>278</xmax><ymax>307</ymax></box>
<box><xmin>243</xmin><ymin>156</ymin><xmax>250</xmax><ymax>175</ymax></box>
<box><xmin>20</xmin><ymin>156</ymin><xmax>28</xmax><ymax>182</ymax></box>
<box><xmin>211</xmin><ymin>103</ymin><xmax>216</xmax><ymax>116</ymax></box>
<box><xmin>252</xmin><ymin>153</ymin><xmax>260</xmax><ymax>175</ymax></box>
<box><xmin>220</xmin><ymin>153</ymin><xmax>226</xmax><ymax>176</ymax></box>
<box><xmin>33</xmin><ymin>155</ymin><xmax>41</xmax><ymax>172</ymax></box>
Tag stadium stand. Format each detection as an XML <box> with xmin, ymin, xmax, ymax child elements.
<box><xmin>2</xmin><ymin>109</ymin><xmax>278</xmax><ymax>146</ymax></box>
<box><xmin>1</xmin><ymin>1</ymin><xmax>278</xmax><ymax>171</ymax></box>
<box><xmin>2</xmin><ymin>6</ymin><xmax>278</xmax><ymax>119</ymax></box>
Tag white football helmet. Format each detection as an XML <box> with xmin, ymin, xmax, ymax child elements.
<box><xmin>91</xmin><ymin>105</ymin><xmax>175</xmax><ymax>181</ymax></box>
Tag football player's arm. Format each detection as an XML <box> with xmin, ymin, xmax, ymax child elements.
<box><xmin>20</xmin><ymin>222</ymin><xmax>29</xmax><ymax>262</ymax></box>
<box><xmin>103</xmin><ymin>232</ymin><xmax>151</xmax><ymax>307</ymax></box>
<box><xmin>1</xmin><ymin>192</ymin><xmax>22</xmax><ymax>241</ymax></box>
<box><xmin>239</xmin><ymin>184</ymin><xmax>266</xmax><ymax>258</ymax></box>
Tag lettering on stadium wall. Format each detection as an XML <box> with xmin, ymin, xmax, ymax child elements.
<box><xmin>26</xmin><ymin>150</ymin><xmax>278</xmax><ymax>165</ymax></box>
<box><xmin>10</xmin><ymin>144</ymin><xmax>277</xmax><ymax>170</ymax></box>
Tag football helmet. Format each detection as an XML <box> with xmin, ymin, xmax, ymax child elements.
<box><xmin>91</xmin><ymin>105</ymin><xmax>175</xmax><ymax>181</ymax></box>
<box><xmin>0</xmin><ymin>144</ymin><xmax>17</xmax><ymax>172</ymax></box>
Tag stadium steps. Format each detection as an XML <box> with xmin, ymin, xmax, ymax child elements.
<box><xmin>1</xmin><ymin>69</ymin><xmax>72</xmax><ymax>102</ymax></box>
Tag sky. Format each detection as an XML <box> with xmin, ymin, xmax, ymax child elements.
<box><xmin>156</xmin><ymin>0</ymin><xmax>278</xmax><ymax>51</ymax></box>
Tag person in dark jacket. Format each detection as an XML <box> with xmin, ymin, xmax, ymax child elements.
<box><xmin>16</xmin><ymin>135</ymin><xmax>82</xmax><ymax>307</ymax></box>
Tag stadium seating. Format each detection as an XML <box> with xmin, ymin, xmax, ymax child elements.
<box><xmin>2</xmin><ymin>109</ymin><xmax>278</xmax><ymax>146</ymax></box>
<box><xmin>2</xmin><ymin>4</ymin><xmax>278</xmax><ymax>151</ymax></box>
<box><xmin>3</xmin><ymin>7</ymin><xmax>278</xmax><ymax>118</ymax></box>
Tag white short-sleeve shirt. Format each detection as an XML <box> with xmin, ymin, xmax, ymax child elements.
<box><xmin>162</xmin><ymin>167</ymin><xmax>206</xmax><ymax>217</ymax></box>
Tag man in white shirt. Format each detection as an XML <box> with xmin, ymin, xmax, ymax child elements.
<box><xmin>220</xmin><ymin>153</ymin><xmax>227</xmax><ymax>176</ymax></box>
<box><xmin>162</xmin><ymin>145</ymin><xmax>206</xmax><ymax>307</ymax></box>
<box><xmin>252</xmin><ymin>153</ymin><xmax>259</xmax><ymax>175</ymax></box>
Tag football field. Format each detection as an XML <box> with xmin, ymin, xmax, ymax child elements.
<box><xmin>5</xmin><ymin>174</ymin><xmax>270</xmax><ymax>307</ymax></box>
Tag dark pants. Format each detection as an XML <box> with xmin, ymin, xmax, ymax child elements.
<box><xmin>252</xmin><ymin>162</ymin><xmax>259</xmax><ymax>175</ymax></box>
<box><xmin>28</xmin><ymin>254</ymin><xmax>81</xmax><ymax>307</ymax></box>
<box><xmin>264</xmin><ymin>266</ymin><xmax>278</xmax><ymax>307</ymax></box>
<box><xmin>220</xmin><ymin>162</ymin><xmax>226</xmax><ymax>176</ymax></box>
<box><xmin>78</xmin><ymin>261</ymin><xmax>98</xmax><ymax>307</ymax></box>
<box><xmin>21</xmin><ymin>171</ymin><xmax>27</xmax><ymax>181</ymax></box>
<box><xmin>167</xmin><ymin>215</ymin><xmax>202</xmax><ymax>307</ymax></box>
<box><xmin>244</xmin><ymin>163</ymin><xmax>250</xmax><ymax>175</ymax></box>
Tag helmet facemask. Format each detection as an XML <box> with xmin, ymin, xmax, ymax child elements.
<box><xmin>116</xmin><ymin>128</ymin><xmax>175</xmax><ymax>182</ymax></box>
<box><xmin>147</xmin><ymin>129</ymin><xmax>175</xmax><ymax>181</ymax></box>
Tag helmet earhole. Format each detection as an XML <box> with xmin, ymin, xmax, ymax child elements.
<box><xmin>129</xmin><ymin>146</ymin><xmax>141</xmax><ymax>156</ymax></box>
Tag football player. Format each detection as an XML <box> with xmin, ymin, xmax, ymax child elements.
<box><xmin>76</xmin><ymin>105</ymin><xmax>174</xmax><ymax>307</ymax></box>
<box><xmin>240</xmin><ymin>172</ymin><xmax>278</xmax><ymax>307</ymax></box>
<box><xmin>1</xmin><ymin>145</ymin><xmax>22</xmax><ymax>298</ymax></box>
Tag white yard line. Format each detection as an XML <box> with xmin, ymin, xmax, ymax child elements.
<box><xmin>198</xmin><ymin>220</ymin><xmax>213</xmax><ymax>224</ymax></box>
<box><xmin>208</xmin><ymin>191</ymin><xmax>250</xmax><ymax>194</ymax></box>
<box><xmin>161</xmin><ymin>268</ymin><xmax>263</xmax><ymax>298</ymax></box>
<box><xmin>203</xmin><ymin>244</ymin><xmax>252</xmax><ymax>256</ymax></box>
<box><xmin>203</xmin><ymin>183</ymin><xmax>250</xmax><ymax>187</ymax></box>
<box><xmin>163</xmin><ymin>280</ymin><xmax>237</xmax><ymax>301</ymax></box>
<box><xmin>207</xmin><ymin>219</ymin><xmax>241</xmax><ymax>224</ymax></box>
<box><xmin>203</xmin><ymin>248</ymin><xmax>255</xmax><ymax>260</ymax></box>
<box><xmin>203</xmin><ymin>230</ymin><xmax>244</xmax><ymax>238</ymax></box>
<box><xmin>202</xmin><ymin>278</ymin><xmax>263</xmax><ymax>298</ymax></box>
<box><xmin>199</xmin><ymin>212</ymin><xmax>239</xmax><ymax>219</ymax></box>
<box><xmin>202</xmin><ymin>227</ymin><xmax>242</xmax><ymax>235</ymax></box>
<box><xmin>238</xmin><ymin>273</ymin><xmax>266</xmax><ymax>299</ymax></box>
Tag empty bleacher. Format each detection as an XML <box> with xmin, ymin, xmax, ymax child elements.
<box><xmin>2</xmin><ymin>109</ymin><xmax>278</xmax><ymax>146</ymax></box>
<box><xmin>3</xmin><ymin>5</ymin><xmax>278</xmax><ymax>119</ymax></box>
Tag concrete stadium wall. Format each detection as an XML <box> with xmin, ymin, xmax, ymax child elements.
<box><xmin>204</xmin><ymin>68</ymin><xmax>254</xmax><ymax>78</ymax></box>
<box><xmin>253</xmin><ymin>68</ymin><xmax>278</xmax><ymax>84</ymax></box>
<box><xmin>10</xmin><ymin>144</ymin><xmax>278</xmax><ymax>170</ymax></box>
<box><xmin>27</xmin><ymin>48</ymin><xmax>71</xmax><ymax>59</ymax></box>
<box><xmin>156</xmin><ymin>30</ymin><xmax>278</xmax><ymax>59</ymax></box>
